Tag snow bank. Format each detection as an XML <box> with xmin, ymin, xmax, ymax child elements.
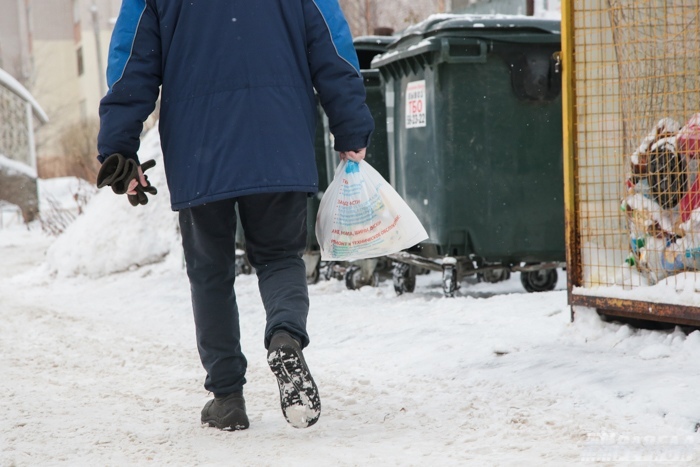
<box><xmin>46</xmin><ymin>128</ymin><xmax>180</xmax><ymax>277</ymax></box>
<box><xmin>574</xmin><ymin>270</ymin><xmax>700</xmax><ymax>307</ymax></box>
<box><xmin>571</xmin><ymin>306</ymin><xmax>700</xmax><ymax>360</ymax></box>
<box><xmin>0</xmin><ymin>201</ymin><xmax>23</xmax><ymax>228</ymax></box>
<box><xmin>38</xmin><ymin>176</ymin><xmax>96</xmax><ymax>213</ymax></box>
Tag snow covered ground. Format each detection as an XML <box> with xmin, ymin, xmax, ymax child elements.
<box><xmin>1</xmin><ymin>223</ymin><xmax>699</xmax><ymax>465</ymax></box>
<box><xmin>2</xmin><ymin>128</ymin><xmax>699</xmax><ymax>465</ymax></box>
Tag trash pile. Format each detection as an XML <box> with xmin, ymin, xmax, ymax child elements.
<box><xmin>622</xmin><ymin>114</ymin><xmax>700</xmax><ymax>283</ymax></box>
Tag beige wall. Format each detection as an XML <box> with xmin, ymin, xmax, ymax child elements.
<box><xmin>27</xmin><ymin>0</ymin><xmax>118</xmax><ymax>167</ymax></box>
<box><xmin>79</xmin><ymin>29</ymin><xmax>113</xmax><ymax>118</ymax></box>
<box><xmin>31</xmin><ymin>0</ymin><xmax>74</xmax><ymax>41</ymax></box>
<box><xmin>78</xmin><ymin>0</ymin><xmax>123</xmax><ymax>30</ymax></box>
<box><xmin>32</xmin><ymin>39</ymin><xmax>83</xmax><ymax>160</ymax></box>
<box><xmin>78</xmin><ymin>0</ymin><xmax>123</xmax><ymax>108</ymax></box>
<box><xmin>1</xmin><ymin>0</ymin><xmax>124</xmax><ymax>177</ymax></box>
<box><xmin>0</xmin><ymin>0</ymin><xmax>32</xmax><ymax>85</ymax></box>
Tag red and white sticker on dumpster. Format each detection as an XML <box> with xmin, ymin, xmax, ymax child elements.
<box><xmin>405</xmin><ymin>80</ymin><xmax>427</xmax><ymax>129</ymax></box>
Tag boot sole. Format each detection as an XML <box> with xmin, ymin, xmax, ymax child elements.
<box><xmin>201</xmin><ymin>419</ymin><xmax>249</xmax><ymax>431</ymax></box>
<box><xmin>267</xmin><ymin>346</ymin><xmax>321</xmax><ymax>428</ymax></box>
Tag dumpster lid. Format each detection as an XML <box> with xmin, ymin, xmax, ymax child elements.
<box><xmin>400</xmin><ymin>14</ymin><xmax>465</xmax><ymax>37</ymax></box>
<box><xmin>354</xmin><ymin>35</ymin><xmax>396</xmax><ymax>70</ymax></box>
<box><xmin>431</xmin><ymin>15</ymin><xmax>560</xmax><ymax>36</ymax></box>
<box><xmin>372</xmin><ymin>14</ymin><xmax>560</xmax><ymax>68</ymax></box>
<box><xmin>353</xmin><ymin>35</ymin><xmax>396</xmax><ymax>51</ymax></box>
<box><xmin>384</xmin><ymin>14</ymin><xmax>559</xmax><ymax>50</ymax></box>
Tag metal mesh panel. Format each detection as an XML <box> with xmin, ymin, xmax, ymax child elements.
<box><xmin>569</xmin><ymin>0</ymin><xmax>700</xmax><ymax>310</ymax></box>
<box><xmin>0</xmin><ymin>86</ymin><xmax>31</xmax><ymax>166</ymax></box>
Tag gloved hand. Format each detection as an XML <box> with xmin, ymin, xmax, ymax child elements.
<box><xmin>96</xmin><ymin>153</ymin><xmax>158</xmax><ymax>206</ymax></box>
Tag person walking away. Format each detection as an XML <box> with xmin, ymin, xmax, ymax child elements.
<box><xmin>95</xmin><ymin>0</ymin><xmax>374</xmax><ymax>430</ymax></box>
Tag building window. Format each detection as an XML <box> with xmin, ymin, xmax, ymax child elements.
<box><xmin>77</xmin><ymin>47</ymin><xmax>84</xmax><ymax>76</ymax></box>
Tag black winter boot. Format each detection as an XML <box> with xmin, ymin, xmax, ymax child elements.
<box><xmin>201</xmin><ymin>392</ymin><xmax>250</xmax><ymax>430</ymax></box>
<box><xmin>267</xmin><ymin>331</ymin><xmax>321</xmax><ymax>428</ymax></box>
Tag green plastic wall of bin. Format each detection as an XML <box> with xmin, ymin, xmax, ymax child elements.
<box><xmin>234</xmin><ymin>202</ymin><xmax>245</xmax><ymax>250</ymax></box>
<box><xmin>314</xmin><ymin>100</ymin><xmax>328</xmax><ymax>192</ymax></box>
<box><xmin>307</xmin><ymin>101</ymin><xmax>329</xmax><ymax>249</ymax></box>
<box><xmin>373</xmin><ymin>17</ymin><xmax>565</xmax><ymax>264</ymax></box>
<box><xmin>324</xmin><ymin>36</ymin><xmax>395</xmax><ymax>187</ymax></box>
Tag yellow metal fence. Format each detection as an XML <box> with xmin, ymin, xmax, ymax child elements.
<box><xmin>564</xmin><ymin>0</ymin><xmax>700</xmax><ymax>323</ymax></box>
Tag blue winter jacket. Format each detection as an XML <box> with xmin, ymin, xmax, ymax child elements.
<box><xmin>98</xmin><ymin>0</ymin><xmax>374</xmax><ymax>210</ymax></box>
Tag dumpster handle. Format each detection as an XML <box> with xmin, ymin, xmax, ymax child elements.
<box><xmin>438</xmin><ymin>38</ymin><xmax>488</xmax><ymax>64</ymax></box>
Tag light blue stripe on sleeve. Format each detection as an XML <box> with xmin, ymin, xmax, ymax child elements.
<box><xmin>106</xmin><ymin>0</ymin><xmax>147</xmax><ymax>92</ymax></box>
<box><xmin>311</xmin><ymin>0</ymin><xmax>360</xmax><ymax>73</ymax></box>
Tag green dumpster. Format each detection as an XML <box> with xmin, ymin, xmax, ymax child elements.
<box><xmin>302</xmin><ymin>101</ymin><xmax>329</xmax><ymax>284</ymax></box>
<box><xmin>234</xmin><ymin>204</ymin><xmax>252</xmax><ymax>275</ymax></box>
<box><xmin>372</xmin><ymin>16</ymin><xmax>565</xmax><ymax>296</ymax></box>
<box><xmin>308</xmin><ymin>98</ymin><xmax>328</xmax><ymax>251</ymax></box>
<box><xmin>320</xmin><ymin>35</ymin><xmax>395</xmax><ymax>288</ymax></box>
<box><xmin>323</xmin><ymin>36</ymin><xmax>394</xmax><ymax>186</ymax></box>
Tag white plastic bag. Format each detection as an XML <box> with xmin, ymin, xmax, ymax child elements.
<box><xmin>316</xmin><ymin>160</ymin><xmax>428</xmax><ymax>261</ymax></box>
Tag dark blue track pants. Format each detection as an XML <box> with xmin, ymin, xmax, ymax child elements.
<box><xmin>178</xmin><ymin>192</ymin><xmax>310</xmax><ymax>396</ymax></box>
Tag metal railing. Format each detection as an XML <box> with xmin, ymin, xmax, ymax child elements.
<box><xmin>0</xmin><ymin>67</ymin><xmax>48</xmax><ymax>170</ymax></box>
<box><xmin>0</xmin><ymin>67</ymin><xmax>48</xmax><ymax>224</ymax></box>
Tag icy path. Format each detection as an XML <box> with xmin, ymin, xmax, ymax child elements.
<box><xmin>1</xmin><ymin>228</ymin><xmax>699</xmax><ymax>465</ymax></box>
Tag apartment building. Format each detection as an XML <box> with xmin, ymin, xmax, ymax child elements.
<box><xmin>0</xmin><ymin>0</ymin><xmax>33</xmax><ymax>86</ymax></box>
<box><xmin>0</xmin><ymin>0</ymin><xmax>120</xmax><ymax>176</ymax></box>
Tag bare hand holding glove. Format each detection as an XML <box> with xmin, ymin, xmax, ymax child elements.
<box><xmin>96</xmin><ymin>153</ymin><xmax>158</xmax><ymax>206</ymax></box>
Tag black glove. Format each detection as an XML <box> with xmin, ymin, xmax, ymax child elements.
<box><xmin>97</xmin><ymin>153</ymin><xmax>134</xmax><ymax>193</ymax></box>
<box><xmin>96</xmin><ymin>153</ymin><xmax>158</xmax><ymax>205</ymax></box>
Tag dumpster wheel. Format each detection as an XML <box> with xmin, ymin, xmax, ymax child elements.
<box><xmin>392</xmin><ymin>263</ymin><xmax>416</xmax><ymax>295</ymax></box>
<box><xmin>235</xmin><ymin>253</ymin><xmax>253</xmax><ymax>276</ymax></box>
<box><xmin>307</xmin><ymin>262</ymin><xmax>320</xmax><ymax>285</ymax></box>
<box><xmin>324</xmin><ymin>261</ymin><xmax>344</xmax><ymax>281</ymax></box>
<box><xmin>478</xmin><ymin>268</ymin><xmax>511</xmax><ymax>284</ymax></box>
<box><xmin>345</xmin><ymin>265</ymin><xmax>379</xmax><ymax>290</ymax></box>
<box><xmin>442</xmin><ymin>265</ymin><xmax>459</xmax><ymax>297</ymax></box>
<box><xmin>520</xmin><ymin>268</ymin><xmax>558</xmax><ymax>293</ymax></box>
